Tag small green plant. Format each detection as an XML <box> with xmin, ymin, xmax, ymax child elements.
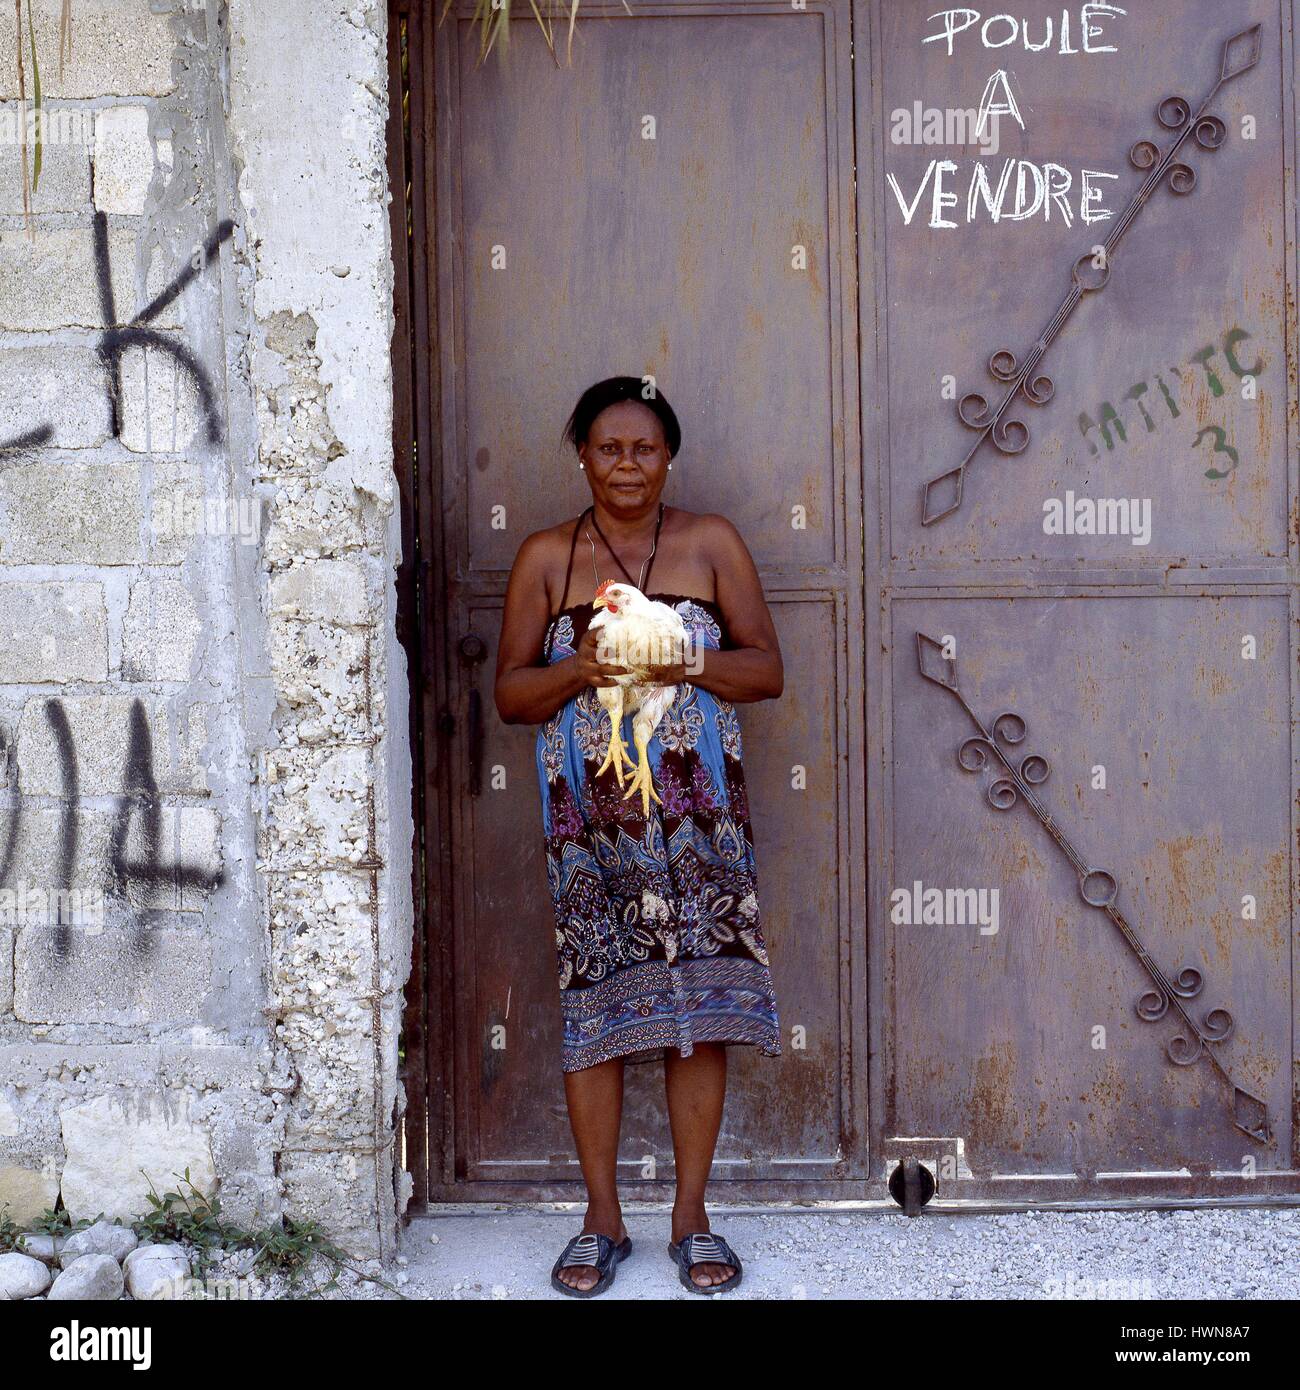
<box><xmin>134</xmin><ymin>1170</ymin><xmax>405</xmax><ymax>1299</ymax></box>
<box><xmin>27</xmin><ymin>1206</ymin><xmax>94</xmax><ymax>1237</ymax></box>
<box><xmin>246</xmin><ymin>1217</ymin><xmax>349</xmax><ymax>1293</ymax></box>
<box><xmin>3</xmin><ymin>1180</ymin><xmax>404</xmax><ymax>1300</ymax></box>
<box><xmin>0</xmin><ymin>1206</ymin><xmax>22</xmax><ymax>1252</ymax></box>
<box><xmin>134</xmin><ymin>1170</ymin><xmax>237</xmax><ymax>1274</ymax></box>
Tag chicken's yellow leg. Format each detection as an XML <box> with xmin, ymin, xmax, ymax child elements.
<box><xmin>622</xmin><ymin>723</ymin><xmax>662</xmax><ymax>818</ymax></box>
<box><xmin>596</xmin><ymin>688</ymin><xmax>631</xmax><ymax>786</ymax></box>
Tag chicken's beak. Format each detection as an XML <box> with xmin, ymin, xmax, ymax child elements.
<box><xmin>592</xmin><ymin>595</ymin><xmax>609</xmax><ymax>610</ymax></box>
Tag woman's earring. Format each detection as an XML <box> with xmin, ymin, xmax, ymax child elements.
<box><xmin>668</xmin><ymin>463</ymin><xmax>673</xmax><ymax>471</ymax></box>
<box><xmin>579</xmin><ymin>462</ymin><xmax>585</xmax><ymax>471</ymax></box>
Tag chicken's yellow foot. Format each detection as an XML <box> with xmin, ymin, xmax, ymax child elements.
<box><xmin>596</xmin><ymin>718</ymin><xmax>632</xmax><ymax>787</ymax></box>
<box><xmin>622</xmin><ymin>735</ymin><xmax>661</xmax><ymax>818</ymax></box>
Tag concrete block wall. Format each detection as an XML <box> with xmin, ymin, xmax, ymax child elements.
<box><xmin>0</xmin><ymin>0</ymin><xmax>408</xmax><ymax>1259</ymax></box>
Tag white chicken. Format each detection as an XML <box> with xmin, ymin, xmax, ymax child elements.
<box><xmin>588</xmin><ymin>580</ymin><xmax>689</xmax><ymax>816</ymax></box>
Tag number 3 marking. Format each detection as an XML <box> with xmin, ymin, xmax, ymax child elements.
<box><xmin>1195</xmin><ymin>425</ymin><xmax>1239</xmax><ymax>479</ymax></box>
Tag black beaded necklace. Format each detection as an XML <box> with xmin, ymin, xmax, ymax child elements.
<box><xmin>585</xmin><ymin>502</ymin><xmax>665</xmax><ymax>592</ymax></box>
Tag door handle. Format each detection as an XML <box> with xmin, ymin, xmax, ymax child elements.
<box><xmin>459</xmin><ymin>634</ymin><xmax>487</xmax><ymax>797</ymax></box>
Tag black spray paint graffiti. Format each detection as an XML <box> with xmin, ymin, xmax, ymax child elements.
<box><xmin>1076</xmin><ymin>326</ymin><xmax>1265</xmax><ymax>479</ymax></box>
<box><xmin>0</xmin><ymin>220</ymin><xmax>235</xmax><ymax>929</ymax></box>
<box><xmin>5</xmin><ymin>698</ymin><xmax>226</xmax><ymax>958</ymax></box>
<box><xmin>94</xmin><ymin>211</ymin><xmax>235</xmax><ymax>446</ymax></box>
<box><xmin>45</xmin><ymin>702</ymin><xmax>79</xmax><ymax>955</ymax></box>
<box><xmin>0</xmin><ymin>213</ymin><xmax>235</xmax><ymax>452</ymax></box>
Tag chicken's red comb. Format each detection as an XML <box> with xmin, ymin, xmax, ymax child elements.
<box><xmin>595</xmin><ymin>580</ymin><xmax>616</xmax><ymax>598</ymax></box>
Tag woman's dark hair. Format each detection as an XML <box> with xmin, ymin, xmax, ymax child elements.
<box><xmin>563</xmin><ymin>377</ymin><xmax>681</xmax><ymax>459</ymax></box>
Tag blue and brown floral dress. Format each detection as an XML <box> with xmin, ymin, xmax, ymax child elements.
<box><xmin>536</xmin><ymin>592</ymin><xmax>781</xmax><ymax>1072</ymax></box>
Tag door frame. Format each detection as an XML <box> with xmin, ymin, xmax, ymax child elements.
<box><xmin>389</xmin><ymin>0</ymin><xmax>873</xmax><ymax>1205</ymax></box>
<box><xmin>388</xmin><ymin>0</ymin><xmax>1300</xmax><ymax>1209</ymax></box>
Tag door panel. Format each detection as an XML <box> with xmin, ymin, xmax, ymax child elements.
<box><xmin>453</xmin><ymin>5</ymin><xmax>851</xmax><ymax>574</ymax></box>
<box><xmin>872</xmin><ymin>0</ymin><xmax>1289</xmax><ymax>570</ymax></box>
<box><xmin>461</xmin><ymin>596</ymin><xmax>853</xmax><ymax>1179</ymax></box>
<box><xmin>889</xmin><ymin>593</ymin><xmax>1290</xmax><ymax>1176</ymax></box>
<box><xmin>858</xmin><ymin>0</ymin><xmax>1299</xmax><ymax>1198</ymax></box>
<box><xmin>432</xmin><ymin>1</ymin><xmax>864</xmax><ymax>1192</ymax></box>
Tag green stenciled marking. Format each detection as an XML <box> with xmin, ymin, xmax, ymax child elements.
<box><xmin>1074</xmin><ymin>326</ymin><xmax>1264</xmax><ymax>474</ymax></box>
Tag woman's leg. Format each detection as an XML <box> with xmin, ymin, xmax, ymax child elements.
<box><xmin>664</xmin><ymin>1042</ymin><xmax>736</xmax><ymax>1288</ymax></box>
<box><xmin>559</xmin><ymin>1057</ymin><xmax>628</xmax><ymax>1291</ymax></box>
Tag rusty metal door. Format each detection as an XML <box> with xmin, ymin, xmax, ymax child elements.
<box><xmin>859</xmin><ymin>0</ymin><xmax>1299</xmax><ymax>1198</ymax></box>
<box><xmin>394</xmin><ymin>0</ymin><xmax>1300</xmax><ymax>1207</ymax></box>
<box><xmin>398</xmin><ymin>0</ymin><xmax>864</xmax><ymax>1199</ymax></box>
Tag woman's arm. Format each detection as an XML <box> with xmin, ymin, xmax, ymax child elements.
<box><xmin>494</xmin><ymin>532</ymin><xmax>627</xmax><ymax>725</ymax></box>
<box><xmin>665</xmin><ymin>516</ymin><xmax>782</xmax><ymax>704</ymax></box>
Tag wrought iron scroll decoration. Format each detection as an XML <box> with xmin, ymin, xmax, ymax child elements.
<box><xmin>921</xmin><ymin>24</ymin><xmax>1264</xmax><ymax>526</ymax></box>
<box><xmin>916</xmin><ymin>632</ymin><xmax>1272</xmax><ymax>1145</ymax></box>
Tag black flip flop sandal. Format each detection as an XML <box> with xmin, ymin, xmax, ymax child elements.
<box><xmin>550</xmin><ymin>1231</ymin><xmax>633</xmax><ymax>1298</ymax></box>
<box><xmin>667</xmin><ymin>1232</ymin><xmax>744</xmax><ymax>1295</ymax></box>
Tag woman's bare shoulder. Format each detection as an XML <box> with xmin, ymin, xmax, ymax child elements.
<box><xmin>669</xmin><ymin>507</ymin><xmax>750</xmax><ymax>555</ymax></box>
<box><xmin>667</xmin><ymin>507</ymin><xmax>742</xmax><ymax>537</ymax></box>
<box><xmin>515</xmin><ymin>516</ymin><xmax>582</xmax><ymax>568</ymax></box>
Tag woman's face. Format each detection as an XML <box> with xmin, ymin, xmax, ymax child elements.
<box><xmin>579</xmin><ymin>401</ymin><xmax>671</xmax><ymax>516</ymax></box>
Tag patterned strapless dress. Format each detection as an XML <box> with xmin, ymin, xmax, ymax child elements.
<box><xmin>536</xmin><ymin>594</ymin><xmax>781</xmax><ymax>1072</ymax></box>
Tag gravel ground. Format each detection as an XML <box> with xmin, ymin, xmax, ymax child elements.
<box><xmin>262</xmin><ymin>1204</ymin><xmax>1300</xmax><ymax>1301</ymax></box>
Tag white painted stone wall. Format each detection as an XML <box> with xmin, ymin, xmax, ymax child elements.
<box><xmin>0</xmin><ymin>0</ymin><xmax>409</xmax><ymax>1259</ymax></box>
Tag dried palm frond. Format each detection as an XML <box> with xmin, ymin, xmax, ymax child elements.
<box><xmin>15</xmin><ymin>0</ymin><xmax>29</xmax><ymax>229</ymax></box>
<box><xmin>58</xmin><ymin>0</ymin><xmax>71</xmax><ymax>78</ymax></box>
<box><xmin>440</xmin><ymin>0</ymin><xmax>631</xmax><ymax>67</ymax></box>
<box><xmin>15</xmin><ymin>0</ymin><xmax>54</xmax><ymax>233</ymax></box>
<box><xmin>13</xmin><ymin>0</ymin><xmax>72</xmax><ymax>227</ymax></box>
<box><xmin>25</xmin><ymin>0</ymin><xmax>41</xmax><ymax>193</ymax></box>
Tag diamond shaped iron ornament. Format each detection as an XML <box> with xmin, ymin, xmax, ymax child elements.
<box><xmin>916</xmin><ymin>633</ymin><xmax>1272</xmax><ymax>1145</ymax></box>
<box><xmin>921</xmin><ymin>24</ymin><xmax>1264</xmax><ymax>526</ymax></box>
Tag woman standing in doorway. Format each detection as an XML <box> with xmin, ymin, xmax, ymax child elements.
<box><xmin>495</xmin><ymin>377</ymin><xmax>783</xmax><ymax>1297</ymax></box>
